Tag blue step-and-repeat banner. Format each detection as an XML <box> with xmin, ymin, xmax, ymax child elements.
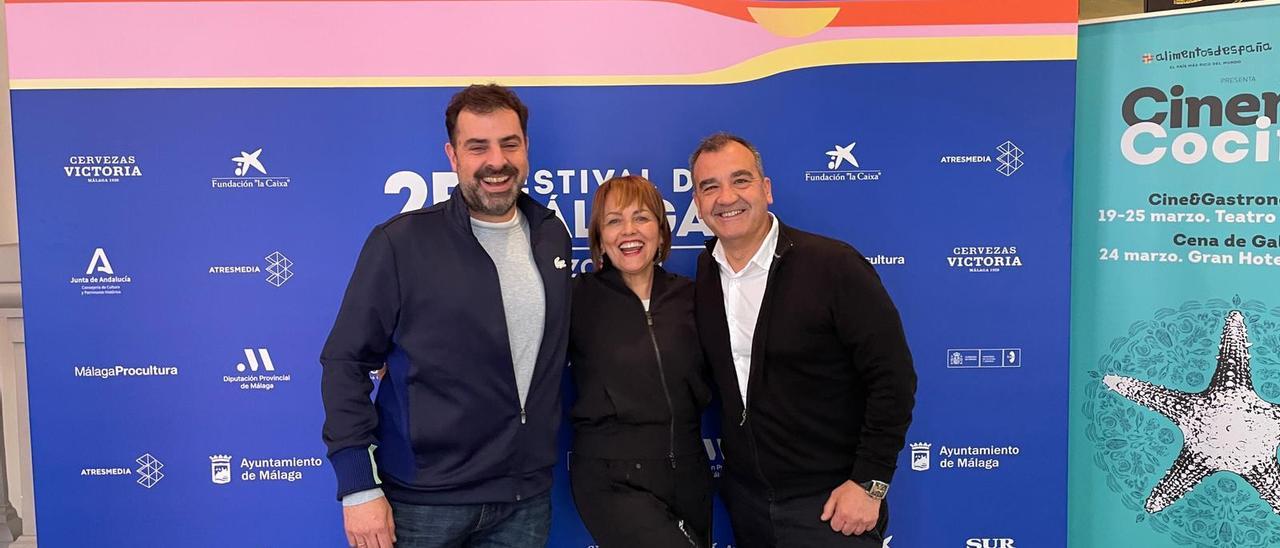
<box><xmin>8</xmin><ymin>1</ymin><xmax>1077</xmax><ymax>546</ymax></box>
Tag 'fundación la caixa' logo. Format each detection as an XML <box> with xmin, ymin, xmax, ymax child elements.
<box><xmin>1084</xmin><ymin>296</ymin><xmax>1280</xmax><ymax>547</ymax></box>
<box><xmin>211</xmin><ymin>148</ymin><xmax>291</xmax><ymax>190</ymax></box>
<box><xmin>804</xmin><ymin>140</ymin><xmax>883</xmax><ymax>182</ymax></box>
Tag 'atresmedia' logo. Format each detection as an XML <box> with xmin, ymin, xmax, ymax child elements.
<box><xmin>135</xmin><ymin>453</ymin><xmax>164</xmax><ymax>488</ymax></box>
<box><xmin>208</xmin><ymin>251</ymin><xmax>294</xmax><ymax>287</ymax></box>
<box><xmin>939</xmin><ymin>140</ymin><xmax>1024</xmax><ymax>177</ymax></box>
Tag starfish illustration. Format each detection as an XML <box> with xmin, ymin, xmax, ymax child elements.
<box><xmin>1103</xmin><ymin>310</ymin><xmax>1280</xmax><ymax>514</ymax></box>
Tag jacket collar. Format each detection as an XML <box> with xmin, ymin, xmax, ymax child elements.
<box><xmin>596</xmin><ymin>262</ymin><xmax>670</xmax><ymax>301</ymax></box>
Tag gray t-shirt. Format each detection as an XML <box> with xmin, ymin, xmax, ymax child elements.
<box><xmin>471</xmin><ymin>209</ymin><xmax>546</xmax><ymax>407</ymax></box>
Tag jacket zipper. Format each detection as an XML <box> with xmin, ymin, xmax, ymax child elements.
<box><xmin>645</xmin><ymin>309</ymin><xmax>678</xmax><ymax>469</ymax></box>
<box><xmin>515</xmin><ymin>211</ymin><xmax>554</xmax><ymax>427</ymax></box>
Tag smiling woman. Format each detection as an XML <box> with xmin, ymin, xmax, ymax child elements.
<box><xmin>569</xmin><ymin>175</ymin><xmax>713</xmax><ymax>547</ymax></box>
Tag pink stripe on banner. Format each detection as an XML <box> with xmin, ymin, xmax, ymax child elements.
<box><xmin>6</xmin><ymin>1</ymin><xmax>1076</xmax><ymax>80</ymax></box>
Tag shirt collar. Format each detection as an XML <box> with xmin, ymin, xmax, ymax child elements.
<box><xmin>712</xmin><ymin>214</ymin><xmax>780</xmax><ymax>276</ymax></box>
<box><xmin>469</xmin><ymin>207</ymin><xmax>524</xmax><ymax>232</ymax></box>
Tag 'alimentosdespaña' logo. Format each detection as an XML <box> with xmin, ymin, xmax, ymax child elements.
<box><xmin>1141</xmin><ymin>40</ymin><xmax>1273</xmax><ymax>66</ymax></box>
<box><xmin>64</xmin><ymin>155</ymin><xmax>142</xmax><ymax>183</ymax></box>
<box><xmin>208</xmin><ymin>251</ymin><xmax>294</xmax><ymax>287</ymax></box>
<box><xmin>939</xmin><ymin>140</ymin><xmax>1024</xmax><ymax>177</ymax></box>
<box><xmin>211</xmin><ymin>148</ymin><xmax>291</xmax><ymax>190</ymax></box>
<box><xmin>223</xmin><ymin>348</ymin><xmax>292</xmax><ymax>391</ymax></box>
<box><xmin>804</xmin><ymin>140</ymin><xmax>883</xmax><ymax>182</ymax></box>
<box><xmin>69</xmin><ymin>247</ymin><xmax>133</xmax><ymax>296</ymax></box>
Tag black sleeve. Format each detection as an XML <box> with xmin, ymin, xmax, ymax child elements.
<box><xmin>832</xmin><ymin>248</ymin><xmax>917</xmax><ymax>484</ymax></box>
<box><xmin>320</xmin><ymin>225</ymin><xmax>400</xmax><ymax>498</ymax></box>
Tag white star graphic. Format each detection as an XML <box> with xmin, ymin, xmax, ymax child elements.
<box><xmin>1103</xmin><ymin>310</ymin><xmax>1280</xmax><ymax>513</ymax></box>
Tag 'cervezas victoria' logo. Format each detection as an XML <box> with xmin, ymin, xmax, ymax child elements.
<box><xmin>64</xmin><ymin>155</ymin><xmax>142</xmax><ymax>183</ymax></box>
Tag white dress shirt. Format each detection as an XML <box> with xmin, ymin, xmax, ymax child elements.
<box><xmin>711</xmin><ymin>214</ymin><xmax>780</xmax><ymax>406</ymax></box>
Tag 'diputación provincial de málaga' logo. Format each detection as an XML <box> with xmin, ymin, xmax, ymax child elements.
<box><xmin>1084</xmin><ymin>297</ymin><xmax>1280</xmax><ymax>547</ymax></box>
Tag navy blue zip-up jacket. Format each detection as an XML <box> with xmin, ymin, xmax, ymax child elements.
<box><xmin>320</xmin><ymin>192</ymin><xmax>572</xmax><ymax>504</ymax></box>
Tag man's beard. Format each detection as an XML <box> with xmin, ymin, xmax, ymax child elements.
<box><xmin>460</xmin><ymin>164</ymin><xmax>522</xmax><ymax>218</ymax></box>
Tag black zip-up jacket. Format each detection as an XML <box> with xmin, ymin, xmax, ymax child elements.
<box><xmin>320</xmin><ymin>192</ymin><xmax>571</xmax><ymax>504</ymax></box>
<box><xmin>569</xmin><ymin>265</ymin><xmax>712</xmax><ymax>461</ymax></box>
<box><xmin>695</xmin><ymin>223</ymin><xmax>916</xmax><ymax>499</ymax></box>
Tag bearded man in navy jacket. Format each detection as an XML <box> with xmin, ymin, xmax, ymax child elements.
<box><xmin>321</xmin><ymin>84</ymin><xmax>571</xmax><ymax>548</ymax></box>
<box><xmin>690</xmin><ymin>132</ymin><xmax>916</xmax><ymax>548</ymax></box>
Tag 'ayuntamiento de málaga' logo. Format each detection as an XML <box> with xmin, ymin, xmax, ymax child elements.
<box><xmin>910</xmin><ymin>442</ymin><xmax>931</xmax><ymax>471</ymax></box>
<box><xmin>1085</xmin><ymin>297</ymin><xmax>1280</xmax><ymax>546</ymax></box>
<box><xmin>211</xmin><ymin>455</ymin><xmax>232</xmax><ymax>485</ymax></box>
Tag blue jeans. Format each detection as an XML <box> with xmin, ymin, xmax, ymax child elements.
<box><xmin>389</xmin><ymin>492</ymin><xmax>551</xmax><ymax>548</ymax></box>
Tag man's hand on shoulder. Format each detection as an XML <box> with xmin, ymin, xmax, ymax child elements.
<box><xmin>343</xmin><ymin>496</ymin><xmax>396</xmax><ymax>548</ymax></box>
<box><xmin>820</xmin><ymin>480</ymin><xmax>880</xmax><ymax>536</ymax></box>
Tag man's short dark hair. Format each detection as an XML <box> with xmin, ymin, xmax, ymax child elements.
<box><xmin>689</xmin><ymin>132</ymin><xmax>765</xmax><ymax>177</ymax></box>
<box><xmin>445</xmin><ymin>84</ymin><xmax>529</xmax><ymax>144</ymax></box>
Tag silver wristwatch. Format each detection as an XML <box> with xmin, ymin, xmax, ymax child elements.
<box><xmin>859</xmin><ymin>480</ymin><xmax>890</xmax><ymax>500</ymax></box>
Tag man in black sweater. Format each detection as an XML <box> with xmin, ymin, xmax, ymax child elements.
<box><xmin>690</xmin><ymin>133</ymin><xmax>916</xmax><ymax>547</ymax></box>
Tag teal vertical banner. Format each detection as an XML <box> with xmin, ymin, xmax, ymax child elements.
<box><xmin>1071</xmin><ymin>4</ymin><xmax>1280</xmax><ymax>548</ymax></box>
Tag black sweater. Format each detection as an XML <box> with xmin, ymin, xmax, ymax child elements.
<box><xmin>569</xmin><ymin>265</ymin><xmax>712</xmax><ymax>461</ymax></box>
<box><xmin>695</xmin><ymin>223</ymin><xmax>916</xmax><ymax>499</ymax></box>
